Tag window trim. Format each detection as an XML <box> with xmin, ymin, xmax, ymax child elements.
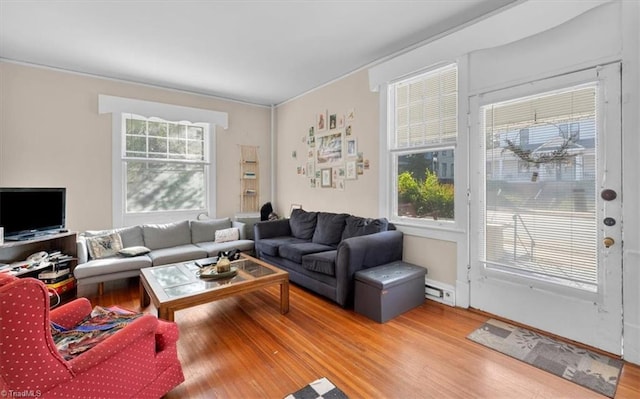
<box><xmin>98</xmin><ymin>95</ymin><xmax>228</xmax><ymax>227</ymax></box>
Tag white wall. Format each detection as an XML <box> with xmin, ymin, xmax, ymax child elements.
<box><xmin>0</xmin><ymin>62</ymin><xmax>272</xmax><ymax>232</ymax></box>
<box><xmin>274</xmin><ymin>70</ymin><xmax>380</xmax><ymax>217</ymax></box>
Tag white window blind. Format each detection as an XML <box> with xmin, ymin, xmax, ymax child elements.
<box><xmin>393</xmin><ymin>64</ymin><xmax>457</xmax><ymax>149</ymax></box>
<box><xmin>481</xmin><ymin>83</ymin><xmax>598</xmax><ymax>287</ymax></box>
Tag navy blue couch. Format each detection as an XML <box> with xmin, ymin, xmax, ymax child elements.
<box><xmin>254</xmin><ymin>209</ymin><xmax>403</xmax><ymax>307</ymax></box>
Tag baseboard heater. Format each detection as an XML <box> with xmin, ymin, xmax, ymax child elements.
<box><xmin>424</xmin><ymin>278</ymin><xmax>456</xmax><ymax>307</ymax></box>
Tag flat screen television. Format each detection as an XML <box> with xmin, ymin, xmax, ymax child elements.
<box><xmin>0</xmin><ymin>187</ymin><xmax>66</xmax><ymax>241</ymax></box>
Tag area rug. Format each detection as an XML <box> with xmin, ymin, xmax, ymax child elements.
<box><xmin>284</xmin><ymin>377</ymin><xmax>348</xmax><ymax>399</ymax></box>
<box><xmin>467</xmin><ymin>318</ymin><xmax>624</xmax><ymax>397</ymax></box>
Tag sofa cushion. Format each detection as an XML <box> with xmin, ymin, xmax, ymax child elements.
<box><xmin>312</xmin><ymin>212</ymin><xmax>349</xmax><ymax>245</ymax></box>
<box><xmin>85</xmin><ymin>225</ymin><xmax>145</xmax><ymax>248</ymax></box>
<box><xmin>289</xmin><ymin>209</ymin><xmax>317</xmax><ymax>240</ymax></box>
<box><xmin>86</xmin><ymin>233</ymin><xmax>123</xmax><ymax>259</ymax></box>
<box><xmin>279</xmin><ymin>242</ymin><xmax>335</xmax><ymax>264</ymax></box>
<box><xmin>342</xmin><ymin>216</ymin><xmax>389</xmax><ymax>240</ymax></box>
<box><xmin>143</xmin><ymin>221</ymin><xmax>191</xmax><ymax>250</ymax></box>
<box><xmin>302</xmin><ymin>250</ymin><xmax>337</xmax><ymax>276</ymax></box>
<box><xmin>73</xmin><ymin>255</ymin><xmax>152</xmax><ymax>279</ymax></box>
<box><xmin>191</xmin><ymin>218</ymin><xmax>232</xmax><ymax>243</ymax></box>
<box><xmin>256</xmin><ymin>236</ymin><xmax>309</xmax><ymax>257</ymax></box>
<box><xmin>147</xmin><ymin>244</ymin><xmax>208</xmax><ymax>266</ymax></box>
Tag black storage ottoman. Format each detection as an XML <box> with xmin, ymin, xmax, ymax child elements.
<box><xmin>354</xmin><ymin>261</ymin><xmax>426</xmax><ymax>323</ymax></box>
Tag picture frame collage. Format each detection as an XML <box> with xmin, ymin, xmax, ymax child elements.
<box><xmin>297</xmin><ymin>107</ymin><xmax>369</xmax><ymax>190</ymax></box>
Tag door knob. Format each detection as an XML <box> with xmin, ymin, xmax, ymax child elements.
<box><xmin>604</xmin><ymin>237</ymin><xmax>615</xmax><ymax>248</ymax></box>
<box><xmin>601</xmin><ymin>189</ymin><xmax>617</xmax><ymax>201</ymax></box>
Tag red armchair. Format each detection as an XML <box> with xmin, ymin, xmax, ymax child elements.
<box><xmin>0</xmin><ymin>274</ymin><xmax>184</xmax><ymax>398</ymax></box>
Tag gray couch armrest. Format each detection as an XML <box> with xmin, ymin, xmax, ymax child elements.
<box><xmin>334</xmin><ymin>230</ymin><xmax>404</xmax><ymax>307</ymax></box>
<box><xmin>232</xmin><ymin>221</ymin><xmax>247</xmax><ymax>240</ymax></box>
<box><xmin>254</xmin><ymin>219</ymin><xmax>292</xmax><ymax>240</ymax></box>
<box><xmin>77</xmin><ymin>236</ymin><xmax>89</xmax><ymax>264</ymax></box>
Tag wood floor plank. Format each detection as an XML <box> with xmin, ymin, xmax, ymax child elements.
<box><xmin>90</xmin><ymin>278</ymin><xmax>640</xmax><ymax>398</ymax></box>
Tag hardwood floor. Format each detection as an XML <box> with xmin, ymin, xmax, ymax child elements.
<box><xmin>90</xmin><ymin>278</ymin><xmax>640</xmax><ymax>399</ymax></box>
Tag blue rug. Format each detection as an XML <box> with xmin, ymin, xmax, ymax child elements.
<box><xmin>468</xmin><ymin>318</ymin><xmax>623</xmax><ymax>397</ymax></box>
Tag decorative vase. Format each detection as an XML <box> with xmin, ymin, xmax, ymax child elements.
<box><xmin>216</xmin><ymin>257</ymin><xmax>231</xmax><ymax>273</ymax></box>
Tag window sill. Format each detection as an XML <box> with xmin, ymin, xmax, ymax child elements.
<box><xmin>392</xmin><ymin>219</ymin><xmax>465</xmax><ymax>242</ymax></box>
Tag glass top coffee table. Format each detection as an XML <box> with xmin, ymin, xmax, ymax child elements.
<box><xmin>139</xmin><ymin>253</ymin><xmax>289</xmax><ymax>321</ymax></box>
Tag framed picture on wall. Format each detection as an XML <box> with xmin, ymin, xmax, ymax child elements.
<box><xmin>346</xmin><ymin>160</ymin><xmax>357</xmax><ymax>180</ymax></box>
<box><xmin>316</xmin><ymin>110</ymin><xmax>327</xmax><ymax>132</ymax></box>
<box><xmin>317</xmin><ymin>132</ymin><xmax>343</xmax><ymax>164</ymax></box>
<box><xmin>329</xmin><ymin>113</ymin><xmax>337</xmax><ymax>130</ymax></box>
<box><xmin>346</xmin><ymin>138</ymin><xmax>357</xmax><ymax>157</ymax></box>
<box><xmin>321</xmin><ymin>168</ymin><xmax>332</xmax><ymax>188</ymax></box>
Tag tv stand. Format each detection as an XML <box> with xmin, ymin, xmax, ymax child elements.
<box><xmin>0</xmin><ymin>232</ymin><xmax>78</xmax><ymax>304</ymax></box>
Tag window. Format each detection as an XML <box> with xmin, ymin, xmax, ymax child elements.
<box><xmin>122</xmin><ymin>114</ymin><xmax>210</xmax><ymax>214</ymax></box>
<box><xmin>388</xmin><ymin>64</ymin><xmax>457</xmax><ymax>222</ymax></box>
<box><xmin>481</xmin><ymin>83</ymin><xmax>598</xmax><ymax>286</ymax></box>
<box><xmin>99</xmin><ymin>95</ymin><xmax>227</xmax><ymax>227</ymax></box>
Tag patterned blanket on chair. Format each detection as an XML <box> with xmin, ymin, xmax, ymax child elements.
<box><xmin>51</xmin><ymin>306</ymin><xmax>143</xmax><ymax>360</ymax></box>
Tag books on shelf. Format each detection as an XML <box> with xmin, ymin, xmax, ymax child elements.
<box><xmin>49</xmin><ymin>253</ymin><xmax>74</xmax><ymax>263</ymax></box>
<box><xmin>46</xmin><ymin>276</ymin><xmax>76</xmax><ymax>294</ymax></box>
<box><xmin>39</xmin><ymin>268</ymin><xmax>71</xmax><ymax>284</ymax></box>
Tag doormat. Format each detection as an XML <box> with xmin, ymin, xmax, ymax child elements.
<box><xmin>284</xmin><ymin>377</ymin><xmax>348</xmax><ymax>399</ymax></box>
<box><xmin>467</xmin><ymin>318</ymin><xmax>623</xmax><ymax>398</ymax></box>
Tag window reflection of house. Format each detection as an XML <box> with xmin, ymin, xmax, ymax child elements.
<box><xmin>486</xmin><ymin>119</ymin><xmax>594</xmax><ymax>182</ymax></box>
<box><xmin>397</xmin><ymin>148</ymin><xmax>455</xmax><ymax>183</ymax></box>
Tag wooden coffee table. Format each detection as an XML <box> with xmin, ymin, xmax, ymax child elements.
<box><xmin>139</xmin><ymin>253</ymin><xmax>289</xmax><ymax>321</ymax></box>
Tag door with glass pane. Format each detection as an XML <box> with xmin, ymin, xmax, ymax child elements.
<box><xmin>469</xmin><ymin>64</ymin><xmax>622</xmax><ymax>354</ymax></box>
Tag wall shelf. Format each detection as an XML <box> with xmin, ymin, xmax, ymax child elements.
<box><xmin>240</xmin><ymin>145</ymin><xmax>259</xmax><ymax>212</ymax></box>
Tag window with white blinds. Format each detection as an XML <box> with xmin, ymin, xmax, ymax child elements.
<box><xmin>389</xmin><ymin>64</ymin><xmax>457</xmax><ymax>222</ymax></box>
<box><xmin>481</xmin><ymin>83</ymin><xmax>598</xmax><ymax>288</ymax></box>
<box><xmin>122</xmin><ymin>114</ymin><xmax>210</xmax><ymax>213</ymax></box>
<box><xmin>392</xmin><ymin>64</ymin><xmax>457</xmax><ymax>149</ymax></box>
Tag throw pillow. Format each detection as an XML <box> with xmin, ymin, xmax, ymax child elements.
<box><xmin>85</xmin><ymin>226</ymin><xmax>144</xmax><ymax>248</ymax></box>
<box><xmin>289</xmin><ymin>208</ymin><xmax>317</xmax><ymax>240</ymax></box>
<box><xmin>86</xmin><ymin>233</ymin><xmax>123</xmax><ymax>259</ymax></box>
<box><xmin>342</xmin><ymin>216</ymin><xmax>389</xmax><ymax>240</ymax></box>
<box><xmin>215</xmin><ymin>227</ymin><xmax>240</xmax><ymax>243</ymax></box>
<box><xmin>118</xmin><ymin>246</ymin><xmax>151</xmax><ymax>257</ymax></box>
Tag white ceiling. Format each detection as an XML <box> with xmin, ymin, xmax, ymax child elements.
<box><xmin>0</xmin><ymin>0</ymin><xmax>517</xmax><ymax>106</ymax></box>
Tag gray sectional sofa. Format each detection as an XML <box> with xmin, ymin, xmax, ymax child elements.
<box><xmin>254</xmin><ymin>209</ymin><xmax>404</xmax><ymax>307</ymax></box>
<box><xmin>74</xmin><ymin>218</ymin><xmax>254</xmax><ymax>295</ymax></box>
